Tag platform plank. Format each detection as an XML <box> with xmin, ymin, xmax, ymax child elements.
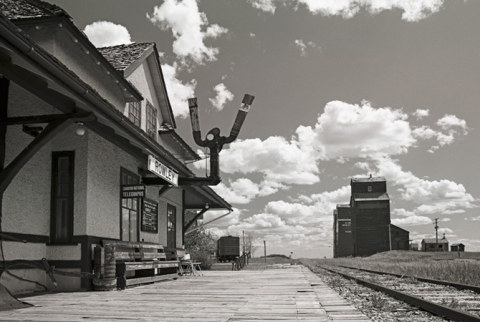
<box><xmin>0</xmin><ymin>265</ymin><xmax>370</xmax><ymax>321</ymax></box>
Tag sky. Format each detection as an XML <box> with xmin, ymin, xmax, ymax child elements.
<box><xmin>48</xmin><ymin>0</ymin><xmax>480</xmax><ymax>258</ymax></box>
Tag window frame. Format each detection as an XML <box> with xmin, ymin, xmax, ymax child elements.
<box><xmin>128</xmin><ymin>101</ymin><xmax>141</xmax><ymax>127</ymax></box>
<box><xmin>50</xmin><ymin>151</ymin><xmax>75</xmax><ymax>244</ymax></box>
<box><xmin>120</xmin><ymin>167</ymin><xmax>140</xmax><ymax>242</ymax></box>
<box><xmin>146</xmin><ymin>101</ymin><xmax>157</xmax><ymax>139</ymax></box>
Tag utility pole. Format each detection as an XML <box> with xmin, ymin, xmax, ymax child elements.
<box><xmin>264</xmin><ymin>240</ymin><xmax>266</xmax><ymax>265</ymax></box>
<box><xmin>434</xmin><ymin>218</ymin><xmax>439</xmax><ymax>252</ymax></box>
<box><xmin>243</xmin><ymin>230</ymin><xmax>245</xmax><ymax>255</ymax></box>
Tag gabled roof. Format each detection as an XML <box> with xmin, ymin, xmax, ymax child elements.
<box><xmin>0</xmin><ymin>0</ymin><xmax>69</xmax><ymax>20</ymax></box>
<box><xmin>98</xmin><ymin>43</ymin><xmax>154</xmax><ymax>74</ymax></box>
<box><xmin>337</xmin><ymin>204</ymin><xmax>351</xmax><ymax>208</ymax></box>
<box><xmin>2</xmin><ymin>0</ymin><xmax>143</xmax><ymax>102</ymax></box>
<box><xmin>353</xmin><ymin>192</ymin><xmax>389</xmax><ymax>201</ymax></box>
<box><xmin>98</xmin><ymin>42</ymin><xmax>176</xmax><ymax>128</ymax></box>
<box><xmin>451</xmin><ymin>243</ymin><xmax>464</xmax><ymax>247</ymax></box>
<box><xmin>422</xmin><ymin>238</ymin><xmax>449</xmax><ymax>244</ymax></box>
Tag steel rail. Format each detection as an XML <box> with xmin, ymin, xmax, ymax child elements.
<box><xmin>320</xmin><ymin>265</ymin><xmax>480</xmax><ymax>322</ymax></box>
<box><xmin>339</xmin><ymin>265</ymin><xmax>480</xmax><ymax>293</ymax></box>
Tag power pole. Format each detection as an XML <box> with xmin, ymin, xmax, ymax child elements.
<box><xmin>264</xmin><ymin>240</ymin><xmax>266</xmax><ymax>265</ymax></box>
<box><xmin>243</xmin><ymin>230</ymin><xmax>245</xmax><ymax>255</ymax></box>
<box><xmin>434</xmin><ymin>218</ymin><xmax>439</xmax><ymax>252</ymax></box>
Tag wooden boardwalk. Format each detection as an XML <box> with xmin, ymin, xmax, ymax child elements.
<box><xmin>2</xmin><ymin>265</ymin><xmax>370</xmax><ymax>321</ymax></box>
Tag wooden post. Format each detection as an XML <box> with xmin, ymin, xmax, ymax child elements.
<box><xmin>0</xmin><ymin>77</ymin><xmax>9</xmax><ymax>226</ymax></box>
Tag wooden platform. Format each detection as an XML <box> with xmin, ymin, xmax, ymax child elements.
<box><xmin>1</xmin><ymin>265</ymin><xmax>370</xmax><ymax>321</ymax></box>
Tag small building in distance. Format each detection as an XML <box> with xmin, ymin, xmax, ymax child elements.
<box><xmin>390</xmin><ymin>224</ymin><xmax>409</xmax><ymax>250</ymax></box>
<box><xmin>410</xmin><ymin>243</ymin><xmax>419</xmax><ymax>251</ymax></box>
<box><xmin>451</xmin><ymin>243</ymin><xmax>465</xmax><ymax>252</ymax></box>
<box><xmin>421</xmin><ymin>234</ymin><xmax>449</xmax><ymax>251</ymax></box>
<box><xmin>333</xmin><ymin>176</ymin><xmax>410</xmax><ymax>257</ymax></box>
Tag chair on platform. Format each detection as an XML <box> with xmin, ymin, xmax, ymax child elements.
<box><xmin>180</xmin><ymin>252</ymin><xmax>203</xmax><ymax>276</ymax></box>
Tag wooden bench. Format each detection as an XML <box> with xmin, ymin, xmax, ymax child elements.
<box><xmin>102</xmin><ymin>241</ymin><xmax>179</xmax><ymax>289</ymax></box>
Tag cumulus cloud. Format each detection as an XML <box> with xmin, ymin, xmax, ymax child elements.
<box><xmin>437</xmin><ymin>114</ymin><xmax>468</xmax><ymax>133</ymax></box>
<box><xmin>84</xmin><ymin>21</ymin><xmax>132</xmax><ymax>47</ymax></box>
<box><xmin>211</xmin><ymin>178</ymin><xmax>288</xmax><ymax>204</ymax></box>
<box><xmin>392</xmin><ymin>215</ymin><xmax>432</xmax><ymax>226</ymax></box>
<box><xmin>412</xmin><ymin>109</ymin><xmax>430</xmax><ymax>120</ymax></box>
<box><xmin>161</xmin><ymin>62</ymin><xmax>197</xmax><ymax>118</ymax></box>
<box><xmin>147</xmin><ymin>0</ymin><xmax>228</xmax><ymax>65</ymax></box>
<box><xmin>249</xmin><ymin>0</ymin><xmax>276</xmax><ymax>14</ymax></box>
<box><xmin>209</xmin><ymin>83</ymin><xmax>234</xmax><ymax>111</ymax></box>
<box><xmin>374</xmin><ymin>156</ymin><xmax>477</xmax><ymax>215</ymax></box>
<box><xmin>205</xmin><ymin>136</ymin><xmax>320</xmax><ymax>185</ymax></box>
<box><xmin>296</xmin><ymin>0</ymin><xmax>444</xmax><ymax>22</ymax></box>
<box><xmin>296</xmin><ymin>100</ymin><xmax>415</xmax><ymax>160</ymax></box>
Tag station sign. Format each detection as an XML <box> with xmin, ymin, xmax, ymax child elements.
<box><xmin>122</xmin><ymin>184</ymin><xmax>145</xmax><ymax>198</ymax></box>
<box><xmin>147</xmin><ymin>155</ymin><xmax>179</xmax><ymax>186</ymax></box>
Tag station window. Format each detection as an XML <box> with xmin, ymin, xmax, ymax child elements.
<box><xmin>146</xmin><ymin>102</ymin><xmax>157</xmax><ymax>139</ymax></box>
<box><xmin>120</xmin><ymin>168</ymin><xmax>139</xmax><ymax>242</ymax></box>
<box><xmin>51</xmin><ymin>151</ymin><xmax>75</xmax><ymax>243</ymax></box>
<box><xmin>128</xmin><ymin>101</ymin><xmax>141</xmax><ymax>127</ymax></box>
<box><xmin>367</xmin><ymin>186</ymin><xmax>372</xmax><ymax>192</ymax></box>
<box><xmin>167</xmin><ymin>204</ymin><xmax>176</xmax><ymax>247</ymax></box>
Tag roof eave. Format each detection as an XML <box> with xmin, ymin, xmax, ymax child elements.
<box><xmin>11</xmin><ymin>15</ymin><xmax>143</xmax><ymax>102</ymax></box>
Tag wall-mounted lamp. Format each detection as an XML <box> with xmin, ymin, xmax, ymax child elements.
<box><xmin>205</xmin><ymin>203</ymin><xmax>209</xmax><ymax>210</ymax></box>
<box><xmin>76</xmin><ymin>122</ymin><xmax>85</xmax><ymax>136</ymax></box>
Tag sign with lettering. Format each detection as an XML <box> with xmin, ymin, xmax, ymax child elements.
<box><xmin>147</xmin><ymin>155</ymin><xmax>179</xmax><ymax>186</ymax></box>
<box><xmin>141</xmin><ymin>198</ymin><xmax>158</xmax><ymax>233</ymax></box>
<box><xmin>121</xmin><ymin>184</ymin><xmax>145</xmax><ymax>198</ymax></box>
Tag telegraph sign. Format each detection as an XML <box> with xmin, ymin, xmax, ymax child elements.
<box><xmin>122</xmin><ymin>184</ymin><xmax>146</xmax><ymax>198</ymax></box>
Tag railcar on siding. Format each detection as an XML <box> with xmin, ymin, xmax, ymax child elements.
<box><xmin>217</xmin><ymin>236</ymin><xmax>240</xmax><ymax>262</ymax></box>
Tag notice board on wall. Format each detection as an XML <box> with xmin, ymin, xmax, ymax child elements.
<box><xmin>141</xmin><ymin>198</ymin><xmax>158</xmax><ymax>233</ymax></box>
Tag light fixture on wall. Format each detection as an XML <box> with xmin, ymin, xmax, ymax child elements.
<box><xmin>205</xmin><ymin>203</ymin><xmax>209</xmax><ymax>209</ymax></box>
<box><xmin>76</xmin><ymin>122</ymin><xmax>85</xmax><ymax>136</ymax></box>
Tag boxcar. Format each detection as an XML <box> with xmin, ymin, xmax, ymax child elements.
<box><xmin>217</xmin><ymin>236</ymin><xmax>240</xmax><ymax>262</ymax></box>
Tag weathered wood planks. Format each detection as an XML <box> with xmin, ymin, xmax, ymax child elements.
<box><xmin>0</xmin><ymin>265</ymin><xmax>371</xmax><ymax>321</ymax></box>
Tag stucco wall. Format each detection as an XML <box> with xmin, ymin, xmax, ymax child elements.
<box><xmin>86</xmin><ymin>131</ymin><xmax>138</xmax><ymax>239</ymax></box>
<box><xmin>3</xmin><ymin>83</ymin><xmax>88</xmax><ymax>239</ymax></box>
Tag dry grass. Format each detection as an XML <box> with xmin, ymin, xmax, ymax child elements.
<box><xmin>243</xmin><ymin>257</ymin><xmax>295</xmax><ymax>270</ymax></box>
<box><xmin>300</xmin><ymin>251</ymin><xmax>480</xmax><ymax>286</ymax></box>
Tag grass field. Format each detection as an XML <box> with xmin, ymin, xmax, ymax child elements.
<box><xmin>300</xmin><ymin>251</ymin><xmax>480</xmax><ymax>286</ymax></box>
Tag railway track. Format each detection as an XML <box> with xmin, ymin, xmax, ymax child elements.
<box><xmin>319</xmin><ymin>265</ymin><xmax>480</xmax><ymax>321</ymax></box>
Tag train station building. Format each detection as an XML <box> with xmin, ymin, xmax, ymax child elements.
<box><xmin>333</xmin><ymin>176</ymin><xmax>410</xmax><ymax>257</ymax></box>
<box><xmin>0</xmin><ymin>0</ymin><xmax>231</xmax><ymax>294</ymax></box>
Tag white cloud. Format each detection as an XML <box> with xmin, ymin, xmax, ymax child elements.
<box><xmin>374</xmin><ymin>156</ymin><xmax>477</xmax><ymax>215</ymax></box>
<box><xmin>392</xmin><ymin>215</ymin><xmax>432</xmax><ymax>226</ymax></box>
<box><xmin>438</xmin><ymin>227</ymin><xmax>453</xmax><ymax>234</ymax></box>
<box><xmin>205</xmin><ymin>136</ymin><xmax>320</xmax><ymax>185</ymax></box>
<box><xmin>211</xmin><ymin>178</ymin><xmax>288</xmax><ymax>205</ymax></box>
<box><xmin>161</xmin><ymin>62</ymin><xmax>197</xmax><ymax>118</ymax></box>
<box><xmin>249</xmin><ymin>0</ymin><xmax>276</xmax><ymax>14</ymax></box>
<box><xmin>412</xmin><ymin>109</ymin><xmax>430</xmax><ymax>120</ymax></box>
<box><xmin>297</xmin><ymin>100</ymin><xmax>415</xmax><ymax>160</ymax></box>
<box><xmin>209</xmin><ymin>83</ymin><xmax>234</xmax><ymax>111</ymax></box>
<box><xmin>147</xmin><ymin>0</ymin><xmax>228</xmax><ymax>65</ymax></box>
<box><xmin>84</xmin><ymin>21</ymin><xmax>132</xmax><ymax>47</ymax></box>
<box><xmin>437</xmin><ymin>114</ymin><xmax>468</xmax><ymax>133</ymax></box>
<box><xmin>296</xmin><ymin>0</ymin><xmax>444</xmax><ymax>22</ymax></box>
